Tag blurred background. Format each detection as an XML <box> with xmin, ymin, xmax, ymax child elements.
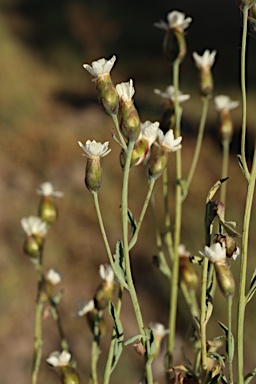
<box><xmin>0</xmin><ymin>0</ymin><xmax>255</xmax><ymax>383</ymax></box>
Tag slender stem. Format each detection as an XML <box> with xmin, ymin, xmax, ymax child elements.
<box><xmin>227</xmin><ymin>296</ymin><xmax>234</xmax><ymax>384</ymax></box>
<box><xmin>237</xmin><ymin>145</ymin><xmax>256</xmax><ymax>384</ymax></box>
<box><xmin>163</xmin><ymin>168</ymin><xmax>174</xmax><ymax>260</ymax></box>
<box><xmin>89</xmin><ymin>314</ymin><xmax>101</xmax><ymax>384</ymax></box>
<box><xmin>112</xmin><ymin>114</ymin><xmax>127</xmax><ymax>150</ymax></box>
<box><xmin>200</xmin><ymin>258</ymin><xmax>209</xmax><ymax>381</ymax></box>
<box><xmin>128</xmin><ymin>178</ymin><xmax>155</xmax><ymax>250</ymax></box>
<box><xmin>31</xmin><ymin>263</ymin><xmax>44</xmax><ymax>384</ymax></box>
<box><xmin>103</xmin><ymin>286</ymin><xmax>123</xmax><ymax>384</ymax></box>
<box><xmin>121</xmin><ymin>140</ymin><xmax>153</xmax><ymax>384</ymax></box>
<box><xmin>185</xmin><ymin>97</ymin><xmax>209</xmax><ymax>195</ymax></box>
<box><xmin>48</xmin><ymin>296</ymin><xmax>69</xmax><ymax>352</ymax></box>
<box><xmin>240</xmin><ymin>5</ymin><xmax>250</xmax><ymax>181</ymax></box>
<box><xmin>167</xmin><ymin>58</ymin><xmax>182</xmax><ymax>368</ymax></box>
<box><xmin>220</xmin><ymin>139</ymin><xmax>230</xmax><ymax>206</ymax></box>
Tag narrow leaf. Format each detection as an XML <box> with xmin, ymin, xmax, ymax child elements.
<box><xmin>128</xmin><ymin>209</ymin><xmax>137</xmax><ymax>237</ymax></box>
<box><xmin>124</xmin><ymin>334</ymin><xmax>145</xmax><ymax>346</ymax></box>
<box><xmin>145</xmin><ymin>328</ymin><xmax>156</xmax><ymax>364</ymax></box>
<box><xmin>218</xmin><ymin>321</ymin><xmax>234</xmax><ymax>362</ymax></box>
<box><xmin>237</xmin><ymin>154</ymin><xmax>247</xmax><ymax>177</ymax></box>
<box><xmin>108</xmin><ymin>302</ymin><xmax>124</xmax><ymax>372</ymax></box>
<box><xmin>207</xmin><ymin>178</ymin><xmax>228</xmax><ymax>203</ymax></box>
<box><xmin>244</xmin><ymin>367</ymin><xmax>256</xmax><ymax>384</ymax></box>
<box><xmin>113</xmin><ymin>240</ymin><xmax>128</xmax><ymax>288</ymax></box>
<box><xmin>219</xmin><ymin>219</ymin><xmax>241</xmax><ymax>238</ymax></box>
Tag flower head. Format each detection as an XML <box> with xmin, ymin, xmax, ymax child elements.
<box><xmin>158</xmin><ymin>129</ymin><xmax>182</xmax><ymax>152</ymax></box>
<box><xmin>199</xmin><ymin>242</ymin><xmax>226</xmax><ymax>264</ymax></box>
<box><xmin>46</xmin><ymin>350</ymin><xmax>71</xmax><ymax>367</ymax></box>
<box><xmin>77</xmin><ymin>299</ymin><xmax>95</xmax><ymax>317</ymax></box>
<box><xmin>178</xmin><ymin>244</ymin><xmax>190</xmax><ymax>258</ymax></box>
<box><xmin>154</xmin><ymin>10</ymin><xmax>192</xmax><ymax>32</ymax></box>
<box><xmin>193</xmin><ymin>50</ymin><xmax>217</xmax><ymax>70</ymax></box>
<box><xmin>21</xmin><ymin>216</ymin><xmax>48</xmax><ymax>237</ymax></box>
<box><xmin>99</xmin><ymin>264</ymin><xmax>115</xmax><ymax>283</ymax></box>
<box><xmin>150</xmin><ymin>322</ymin><xmax>169</xmax><ymax>337</ymax></box>
<box><xmin>116</xmin><ymin>79</ymin><xmax>135</xmax><ymax>101</ymax></box>
<box><xmin>154</xmin><ymin>86</ymin><xmax>190</xmax><ymax>103</ymax></box>
<box><xmin>78</xmin><ymin>140</ymin><xmax>111</xmax><ymax>159</ymax></box>
<box><xmin>45</xmin><ymin>269</ymin><xmax>61</xmax><ymax>285</ymax></box>
<box><xmin>214</xmin><ymin>95</ymin><xmax>239</xmax><ymax>111</ymax></box>
<box><xmin>36</xmin><ymin>182</ymin><xmax>63</xmax><ymax>198</ymax></box>
<box><xmin>83</xmin><ymin>55</ymin><xmax>116</xmax><ymax>78</ymax></box>
<box><xmin>139</xmin><ymin>121</ymin><xmax>160</xmax><ymax>146</ymax></box>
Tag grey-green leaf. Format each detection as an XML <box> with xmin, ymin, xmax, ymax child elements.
<box><xmin>218</xmin><ymin>321</ymin><xmax>234</xmax><ymax>362</ymax></box>
<box><xmin>128</xmin><ymin>209</ymin><xmax>137</xmax><ymax>237</ymax></box>
<box><xmin>113</xmin><ymin>240</ymin><xmax>128</xmax><ymax>289</ymax></box>
<box><xmin>108</xmin><ymin>301</ymin><xmax>124</xmax><ymax>372</ymax></box>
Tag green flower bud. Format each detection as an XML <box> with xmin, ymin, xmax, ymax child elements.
<box><xmin>219</xmin><ymin>110</ymin><xmax>233</xmax><ymax>142</ymax></box>
<box><xmin>23</xmin><ymin>234</ymin><xmax>44</xmax><ymax>259</ymax></box>
<box><xmin>148</xmin><ymin>146</ymin><xmax>170</xmax><ymax>180</ymax></box>
<box><xmin>96</xmin><ymin>74</ymin><xmax>119</xmax><ymax>116</ymax></box>
<box><xmin>38</xmin><ymin>196</ymin><xmax>58</xmax><ymax>225</ymax></box>
<box><xmin>61</xmin><ymin>367</ymin><xmax>80</xmax><ymax>384</ymax></box>
<box><xmin>85</xmin><ymin>157</ymin><xmax>102</xmax><ymax>193</ymax></box>
<box><xmin>214</xmin><ymin>262</ymin><xmax>235</xmax><ymax>298</ymax></box>
<box><xmin>119</xmin><ymin>99</ymin><xmax>140</xmax><ymax>142</ymax></box>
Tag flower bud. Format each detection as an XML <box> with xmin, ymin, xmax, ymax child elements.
<box><xmin>61</xmin><ymin>367</ymin><xmax>80</xmax><ymax>384</ymax></box>
<box><xmin>214</xmin><ymin>262</ymin><xmax>235</xmax><ymax>298</ymax></box>
<box><xmin>23</xmin><ymin>234</ymin><xmax>44</xmax><ymax>259</ymax></box>
<box><xmin>179</xmin><ymin>256</ymin><xmax>198</xmax><ymax>289</ymax></box>
<box><xmin>133</xmin><ymin>341</ymin><xmax>146</xmax><ymax>356</ymax></box>
<box><xmin>86</xmin><ymin>309</ymin><xmax>106</xmax><ymax>337</ymax></box>
<box><xmin>148</xmin><ymin>146</ymin><xmax>170</xmax><ymax>180</ymax></box>
<box><xmin>119</xmin><ymin>99</ymin><xmax>140</xmax><ymax>142</ymax></box>
<box><xmin>96</xmin><ymin>74</ymin><xmax>119</xmax><ymax>116</ymax></box>
<box><xmin>38</xmin><ymin>196</ymin><xmax>58</xmax><ymax>225</ymax></box>
<box><xmin>85</xmin><ymin>157</ymin><xmax>102</xmax><ymax>193</ymax></box>
<box><xmin>218</xmin><ymin>110</ymin><xmax>233</xmax><ymax>142</ymax></box>
<box><xmin>163</xmin><ymin>29</ymin><xmax>187</xmax><ymax>63</ymax></box>
<box><xmin>94</xmin><ymin>280</ymin><xmax>115</xmax><ymax>311</ymax></box>
<box><xmin>198</xmin><ymin>70</ymin><xmax>213</xmax><ymax>98</ymax></box>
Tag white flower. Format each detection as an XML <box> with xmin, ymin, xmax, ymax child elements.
<box><xmin>178</xmin><ymin>244</ymin><xmax>190</xmax><ymax>258</ymax></box>
<box><xmin>199</xmin><ymin>242</ymin><xmax>226</xmax><ymax>263</ymax></box>
<box><xmin>193</xmin><ymin>50</ymin><xmax>217</xmax><ymax>70</ymax></box>
<box><xmin>21</xmin><ymin>216</ymin><xmax>48</xmax><ymax>237</ymax></box>
<box><xmin>83</xmin><ymin>55</ymin><xmax>116</xmax><ymax>77</ymax></box>
<box><xmin>154</xmin><ymin>85</ymin><xmax>190</xmax><ymax>103</ymax></box>
<box><xmin>214</xmin><ymin>95</ymin><xmax>239</xmax><ymax>111</ymax></box>
<box><xmin>158</xmin><ymin>129</ymin><xmax>182</xmax><ymax>152</ymax></box>
<box><xmin>99</xmin><ymin>264</ymin><xmax>114</xmax><ymax>283</ymax></box>
<box><xmin>139</xmin><ymin>121</ymin><xmax>160</xmax><ymax>146</ymax></box>
<box><xmin>77</xmin><ymin>299</ymin><xmax>95</xmax><ymax>317</ymax></box>
<box><xmin>116</xmin><ymin>79</ymin><xmax>135</xmax><ymax>101</ymax></box>
<box><xmin>150</xmin><ymin>322</ymin><xmax>169</xmax><ymax>336</ymax></box>
<box><xmin>36</xmin><ymin>182</ymin><xmax>64</xmax><ymax>198</ymax></box>
<box><xmin>78</xmin><ymin>140</ymin><xmax>111</xmax><ymax>159</ymax></box>
<box><xmin>46</xmin><ymin>350</ymin><xmax>71</xmax><ymax>367</ymax></box>
<box><xmin>46</xmin><ymin>269</ymin><xmax>61</xmax><ymax>285</ymax></box>
<box><xmin>154</xmin><ymin>10</ymin><xmax>192</xmax><ymax>32</ymax></box>
<box><xmin>232</xmin><ymin>247</ymin><xmax>240</xmax><ymax>261</ymax></box>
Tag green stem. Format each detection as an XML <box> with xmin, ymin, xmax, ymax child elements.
<box><xmin>220</xmin><ymin>139</ymin><xmax>230</xmax><ymax>206</ymax></box>
<box><xmin>237</xmin><ymin>145</ymin><xmax>256</xmax><ymax>384</ymax></box>
<box><xmin>228</xmin><ymin>296</ymin><xmax>234</xmax><ymax>384</ymax></box>
<box><xmin>185</xmin><ymin>97</ymin><xmax>209</xmax><ymax>196</ymax></box>
<box><xmin>31</xmin><ymin>263</ymin><xmax>44</xmax><ymax>384</ymax></box>
<box><xmin>48</xmin><ymin>296</ymin><xmax>69</xmax><ymax>352</ymax></box>
<box><xmin>128</xmin><ymin>177</ymin><xmax>155</xmax><ymax>250</ymax></box>
<box><xmin>103</xmin><ymin>286</ymin><xmax>123</xmax><ymax>384</ymax></box>
<box><xmin>167</xmin><ymin>58</ymin><xmax>182</xmax><ymax>368</ymax></box>
<box><xmin>200</xmin><ymin>258</ymin><xmax>209</xmax><ymax>381</ymax></box>
<box><xmin>163</xmin><ymin>168</ymin><xmax>174</xmax><ymax>260</ymax></box>
<box><xmin>240</xmin><ymin>5</ymin><xmax>250</xmax><ymax>181</ymax></box>
<box><xmin>89</xmin><ymin>313</ymin><xmax>101</xmax><ymax>384</ymax></box>
<box><xmin>122</xmin><ymin>139</ymin><xmax>153</xmax><ymax>384</ymax></box>
<box><xmin>112</xmin><ymin>114</ymin><xmax>127</xmax><ymax>150</ymax></box>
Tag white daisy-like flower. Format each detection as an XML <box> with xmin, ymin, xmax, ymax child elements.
<box><xmin>214</xmin><ymin>95</ymin><xmax>239</xmax><ymax>111</ymax></box>
<box><xmin>199</xmin><ymin>242</ymin><xmax>226</xmax><ymax>263</ymax></box>
<box><xmin>154</xmin><ymin>85</ymin><xmax>190</xmax><ymax>103</ymax></box>
<box><xmin>116</xmin><ymin>79</ymin><xmax>135</xmax><ymax>101</ymax></box>
<box><xmin>193</xmin><ymin>50</ymin><xmax>217</xmax><ymax>70</ymax></box>
<box><xmin>139</xmin><ymin>121</ymin><xmax>160</xmax><ymax>146</ymax></box>
<box><xmin>154</xmin><ymin>10</ymin><xmax>192</xmax><ymax>32</ymax></box>
<box><xmin>99</xmin><ymin>264</ymin><xmax>114</xmax><ymax>283</ymax></box>
<box><xmin>78</xmin><ymin>140</ymin><xmax>111</xmax><ymax>159</ymax></box>
<box><xmin>46</xmin><ymin>350</ymin><xmax>71</xmax><ymax>367</ymax></box>
<box><xmin>21</xmin><ymin>216</ymin><xmax>48</xmax><ymax>237</ymax></box>
<box><xmin>77</xmin><ymin>299</ymin><xmax>95</xmax><ymax>317</ymax></box>
<box><xmin>178</xmin><ymin>244</ymin><xmax>190</xmax><ymax>258</ymax></box>
<box><xmin>45</xmin><ymin>269</ymin><xmax>61</xmax><ymax>285</ymax></box>
<box><xmin>36</xmin><ymin>182</ymin><xmax>64</xmax><ymax>198</ymax></box>
<box><xmin>150</xmin><ymin>322</ymin><xmax>169</xmax><ymax>336</ymax></box>
<box><xmin>83</xmin><ymin>55</ymin><xmax>116</xmax><ymax>77</ymax></box>
<box><xmin>158</xmin><ymin>129</ymin><xmax>182</xmax><ymax>152</ymax></box>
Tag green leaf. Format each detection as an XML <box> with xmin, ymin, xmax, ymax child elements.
<box><xmin>217</xmin><ymin>321</ymin><xmax>234</xmax><ymax>362</ymax></box>
<box><xmin>108</xmin><ymin>301</ymin><xmax>124</xmax><ymax>373</ymax></box>
<box><xmin>244</xmin><ymin>367</ymin><xmax>256</xmax><ymax>384</ymax></box>
<box><xmin>145</xmin><ymin>328</ymin><xmax>156</xmax><ymax>364</ymax></box>
<box><xmin>128</xmin><ymin>209</ymin><xmax>137</xmax><ymax>237</ymax></box>
<box><xmin>113</xmin><ymin>240</ymin><xmax>128</xmax><ymax>289</ymax></box>
<box><xmin>124</xmin><ymin>334</ymin><xmax>145</xmax><ymax>346</ymax></box>
<box><xmin>208</xmin><ymin>351</ymin><xmax>226</xmax><ymax>367</ymax></box>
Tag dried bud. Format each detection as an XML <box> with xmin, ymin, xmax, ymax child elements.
<box><xmin>215</xmin><ymin>233</ymin><xmax>240</xmax><ymax>260</ymax></box>
<box><xmin>214</xmin><ymin>262</ymin><xmax>235</xmax><ymax>298</ymax></box>
<box><xmin>133</xmin><ymin>341</ymin><xmax>146</xmax><ymax>356</ymax></box>
<box><xmin>179</xmin><ymin>256</ymin><xmax>198</xmax><ymax>289</ymax></box>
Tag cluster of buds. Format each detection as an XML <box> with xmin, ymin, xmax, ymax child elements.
<box><xmin>77</xmin><ymin>264</ymin><xmax>115</xmax><ymax>337</ymax></box>
<box><xmin>193</xmin><ymin>49</ymin><xmax>217</xmax><ymax>97</ymax></box>
<box><xmin>199</xmin><ymin>242</ymin><xmax>236</xmax><ymax>298</ymax></box>
<box><xmin>214</xmin><ymin>95</ymin><xmax>239</xmax><ymax>142</ymax></box>
<box><xmin>154</xmin><ymin>10</ymin><xmax>192</xmax><ymax>63</ymax></box>
<box><xmin>178</xmin><ymin>245</ymin><xmax>198</xmax><ymax>290</ymax></box>
<box><xmin>46</xmin><ymin>350</ymin><xmax>80</xmax><ymax>384</ymax></box>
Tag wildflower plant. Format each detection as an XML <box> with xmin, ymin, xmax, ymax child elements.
<box><xmin>20</xmin><ymin>4</ymin><xmax>256</xmax><ymax>384</ymax></box>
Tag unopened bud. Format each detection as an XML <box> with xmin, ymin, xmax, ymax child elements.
<box><xmin>85</xmin><ymin>158</ymin><xmax>102</xmax><ymax>193</ymax></box>
<box><xmin>214</xmin><ymin>262</ymin><xmax>235</xmax><ymax>298</ymax></box>
<box><xmin>119</xmin><ymin>99</ymin><xmax>140</xmax><ymax>142</ymax></box>
<box><xmin>198</xmin><ymin>69</ymin><xmax>213</xmax><ymax>98</ymax></box>
<box><xmin>96</xmin><ymin>74</ymin><xmax>119</xmax><ymax>116</ymax></box>
<box><xmin>38</xmin><ymin>196</ymin><xmax>58</xmax><ymax>225</ymax></box>
<box><xmin>219</xmin><ymin>110</ymin><xmax>233</xmax><ymax>142</ymax></box>
<box><xmin>163</xmin><ymin>29</ymin><xmax>187</xmax><ymax>63</ymax></box>
<box><xmin>86</xmin><ymin>309</ymin><xmax>106</xmax><ymax>337</ymax></box>
<box><xmin>179</xmin><ymin>256</ymin><xmax>198</xmax><ymax>289</ymax></box>
<box><xmin>94</xmin><ymin>281</ymin><xmax>115</xmax><ymax>311</ymax></box>
<box><xmin>23</xmin><ymin>235</ymin><xmax>44</xmax><ymax>259</ymax></box>
<box><xmin>61</xmin><ymin>366</ymin><xmax>80</xmax><ymax>384</ymax></box>
<box><xmin>148</xmin><ymin>146</ymin><xmax>170</xmax><ymax>180</ymax></box>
